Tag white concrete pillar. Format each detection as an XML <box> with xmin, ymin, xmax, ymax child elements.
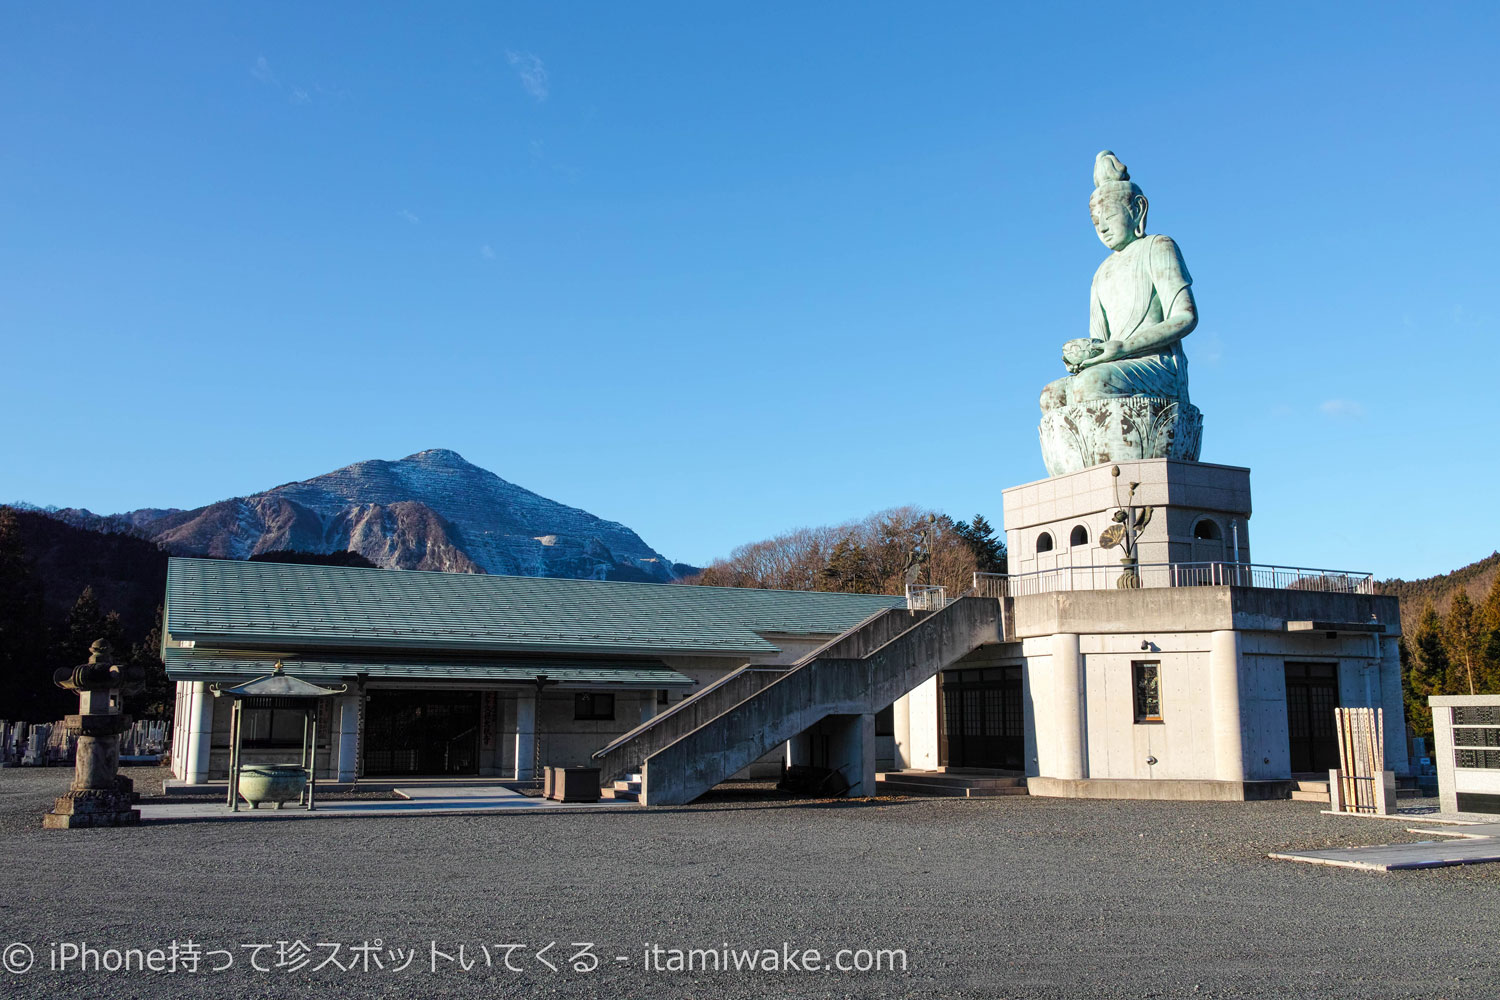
<box><xmin>170</xmin><ymin>681</ymin><xmax>188</xmax><ymax>777</ymax></box>
<box><xmin>1432</xmin><ymin>703</ymin><xmax>1458</xmax><ymax>814</ymax></box>
<box><xmin>907</xmin><ymin>675</ymin><xmax>940</xmax><ymax>770</ymax></box>
<box><xmin>826</xmin><ymin>713</ymin><xmax>876</xmax><ymax>796</ymax></box>
<box><xmin>335</xmin><ymin>694</ymin><xmax>360</xmax><ymax>783</ymax></box>
<box><xmin>848</xmin><ymin>713</ymin><xmax>877</xmax><ymax>796</ymax></box>
<box><xmin>786</xmin><ymin>731</ymin><xmax>812</xmax><ymax>768</ymax></box>
<box><xmin>892</xmin><ymin>692</ymin><xmax>912</xmax><ymax>771</ymax></box>
<box><xmin>514</xmin><ymin>692</ymin><xmax>537</xmax><ymax>781</ymax></box>
<box><xmin>1051</xmin><ymin>633</ymin><xmax>1084</xmax><ymax>780</ymax></box>
<box><xmin>184</xmin><ymin>681</ymin><xmax>215</xmax><ymax>785</ymax></box>
<box><xmin>1209</xmin><ymin>630</ymin><xmax>1246</xmax><ymax>782</ymax></box>
<box><xmin>1378</xmin><ymin>636</ymin><xmax>1411</xmax><ymax>776</ymax></box>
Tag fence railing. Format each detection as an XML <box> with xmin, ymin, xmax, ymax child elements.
<box><xmin>973</xmin><ymin>561</ymin><xmax>1374</xmax><ymax>598</ymax></box>
<box><xmin>905</xmin><ymin>584</ymin><xmax>946</xmax><ymax>610</ymax></box>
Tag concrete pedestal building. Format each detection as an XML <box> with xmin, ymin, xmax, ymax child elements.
<box><xmin>889</xmin><ymin>458</ymin><xmax>1407</xmax><ymax>799</ymax></box>
<box><xmin>878</xmin><ymin>150</ymin><xmax>1410</xmax><ymax>800</ymax></box>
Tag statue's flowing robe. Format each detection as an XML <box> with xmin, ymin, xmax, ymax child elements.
<box><xmin>1085</xmin><ymin>234</ymin><xmax>1192</xmax><ymax>400</ymax></box>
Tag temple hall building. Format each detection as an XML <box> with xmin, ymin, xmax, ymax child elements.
<box><xmin>164</xmin><ymin>557</ymin><xmax>902</xmax><ymax>785</ymax></box>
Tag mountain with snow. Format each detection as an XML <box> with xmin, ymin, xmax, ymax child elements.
<box><xmin>109</xmin><ymin>449</ymin><xmax>684</xmax><ymax>581</ymax></box>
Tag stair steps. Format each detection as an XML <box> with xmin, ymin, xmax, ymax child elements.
<box><xmin>639</xmin><ymin>597</ymin><xmax>1002</xmax><ymax>806</ymax></box>
<box><xmin>875</xmin><ymin>771</ymin><xmax>1028</xmax><ymax>798</ymax></box>
<box><xmin>600</xmin><ymin>774</ymin><xmax>642</xmax><ymax>802</ymax></box>
<box><xmin>1290</xmin><ymin>776</ymin><xmax>1427</xmax><ymax>803</ymax></box>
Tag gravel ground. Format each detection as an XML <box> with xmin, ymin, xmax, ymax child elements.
<box><xmin>0</xmin><ymin>766</ymin><xmax>1496</xmax><ymax>1000</ymax></box>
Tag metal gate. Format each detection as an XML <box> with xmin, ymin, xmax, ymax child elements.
<box><xmin>364</xmin><ymin>690</ymin><xmax>480</xmax><ymax>776</ymax></box>
<box><xmin>938</xmin><ymin>666</ymin><xmax>1023</xmax><ymax>769</ymax></box>
<box><xmin>1285</xmin><ymin>663</ymin><xmax>1340</xmax><ymax>773</ymax></box>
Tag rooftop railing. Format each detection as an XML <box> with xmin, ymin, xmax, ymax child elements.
<box><xmin>973</xmin><ymin>561</ymin><xmax>1375</xmax><ymax>598</ymax></box>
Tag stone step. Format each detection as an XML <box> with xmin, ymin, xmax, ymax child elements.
<box><xmin>1290</xmin><ymin>789</ymin><xmax>1330</xmax><ymax>802</ymax></box>
<box><xmin>600</xmin><ymin>787</ymin><xmax>639</xmax><ymax>801</ymax></box>
<box><xmin>613</xmin><ymin>779</ymin><xmax>641</xmax><ymax>793</ymax></box>
<box><xmin>876</xmin><ymin>779</ymin><xmax>1029</xmax><ymax>798</ymax></box>
<box><xmin>1295</xmin><ymin>780</ymin><xmax>1330</xmax><ymax>793</ymax></box>
<box><xmin>876</xmin><ymin>771</ymin><xmax>1025</xmax><ymax>788</ymax></box>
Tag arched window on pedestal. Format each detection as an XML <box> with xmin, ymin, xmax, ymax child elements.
<box><xmin>1192</xmin><ymin>517</ymin><xmax>1225</xmax><ymax>565</ymax></box>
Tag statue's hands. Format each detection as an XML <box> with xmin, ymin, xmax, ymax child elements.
<box><xmin>1076</xmin><ymin>338</ymin><xmax>1125</xmax><ymax>369</ymax></box>
<box><xmin>1062</xmin><ymin>338</ymin><xmax>1103</xmax><ymax>374</ymax></box>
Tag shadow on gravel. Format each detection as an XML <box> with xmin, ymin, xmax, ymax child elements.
<box><xmin>137</xmin><ymin>791</ymin><xmax>927</xmax><ymax>826</ymax></box>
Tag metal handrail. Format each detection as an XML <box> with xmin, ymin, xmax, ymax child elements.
<box><xmin>973</xmin><ymin>561</ymin><xmax>1374</xmax><ymax>597</ymax></box>
<box><xmin>905</xmin><ymin>584</ymin><xmax>946</xmax><ymax>610</ymax></box>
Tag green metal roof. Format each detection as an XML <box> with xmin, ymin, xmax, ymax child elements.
<box><xmin>165</xmin><ymin>558</ymin><xmax>903</xmax><ymax>657</ymax></box>
<box><xmin>165</xmin><ymin>647</ymin><xmax>696</xmax><ymax>687</ymax></box>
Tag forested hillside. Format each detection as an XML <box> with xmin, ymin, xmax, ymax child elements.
<box><xmin>1378</xmin><ymin>552</ymin><xmax>1500</xmax><ymax>738</ymax></box>
<box><xmin>680</xmin><ymin>506</ymin><xmax>1005</xmax><ymax>595</ymax></box>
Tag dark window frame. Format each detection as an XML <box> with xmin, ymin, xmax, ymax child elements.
<box><xmin>241</xmin><ymin>706</ymin><xmax>309</xmax><ymax>748</ymax></box>
<box><xmin>1193</xmin><ymin>518</ymin><xmax>1222</xmax><ymax>541</ymax></box>
<box><xmin>574</xmin><ymin>692</ymin><xmax>616</xmax><ymax>721</ymax></box>
<box><xmin>1132</xmin><ymin>661</ymin><xmax>1163</xmax><ymax>724</ymax></box>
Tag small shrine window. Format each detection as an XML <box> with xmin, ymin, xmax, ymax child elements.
<box><xmin>1036</xmin><ymin>532</ymin><xmax>1054</xmax><ymax>554</ymax></box>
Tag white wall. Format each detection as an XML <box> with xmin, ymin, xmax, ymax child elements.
<box><xmin>898</xmin><ymin>626</ymin><xmax>1400</xmax><ymax>785</ymax></box>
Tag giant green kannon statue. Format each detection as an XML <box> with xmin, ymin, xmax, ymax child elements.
<box><xmin>1037</xmin><ymin>151</ymin><xmax>1203</xmax><ymax>476</ymax></box>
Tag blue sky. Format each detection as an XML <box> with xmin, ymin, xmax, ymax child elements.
<box><xmin>1</xmin><ymin>3</ymin><xmax>1494</xmax><ymax>580</ymax></box>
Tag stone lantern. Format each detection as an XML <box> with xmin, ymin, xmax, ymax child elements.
<box><xmin>42</xmin><ymin>639</ymin><xmax>145</xmax><ymax>829</ymax></box>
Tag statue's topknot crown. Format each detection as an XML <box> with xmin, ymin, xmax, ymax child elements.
<box><xmin>1094</xmin><ymin>150</ymin><xmax>1129</xmax><ymax>187</ymax></box>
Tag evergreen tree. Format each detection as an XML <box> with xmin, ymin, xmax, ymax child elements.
<box><xmin>953</xmin><ymin>514</ymin><xmax>1007</xmax><ymax>574</ymax></box>
<box><xmin>48</xmin><ymin>585</ymin><xmax>126</xmax><ymax>687</ymax></box>
<box><xmin>822</xmin><ymin>534</ymin><xmax>875</xmax><ymax>594</ymax></box>
<box><xmin>1444</xmin><ymin>591</ymin><xmax>1483</xmax><ymax>695</ymax></box>
<box><xmin>1477</xmin><ymin>575</ymin><xmax>1500</xmax><ymax>692</ymax></box>
<box><xmin>1405</xmin><ymin>603</ymin><xmax>1449</xmax><ymax>740</ymax></box>
<box><xmin>0</xmin><ymin>508</ymin><xmax>48</xmax><ymax>720</ymax></box>
<box><xmin>129</xmin><ymin>604</ymin><xmax>172</xmax><ymax>718</ymax></box>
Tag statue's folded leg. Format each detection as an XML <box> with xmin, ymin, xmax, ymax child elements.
<box><xmin>1040</xmin><ymin>376</ymin><xmax>1072</xmax><ymax>413</ymax></box>
<box><xmin>1068</xmin><ymin>357</ymin><xmax>1184</xmax><ymax>405</ymax></box>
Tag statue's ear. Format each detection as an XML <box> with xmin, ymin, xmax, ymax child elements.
<box><xmin>1133</xmin><ymin>195</ymin><xmax>1149</xmax><ymax>238</ymax></box>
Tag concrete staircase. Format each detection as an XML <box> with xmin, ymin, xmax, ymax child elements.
<box><xmin>592</xmin><ymin>604</ymin><xmax>934</xmax><ymax>786</ymax></box>
<box><xmin>876</xmin><ymin>770</ymin><xmax>1028</xmax><ymax>798</ymax></box>
<box><xmin>601</xmin><ymin>773</ymin><xmax>641</xmax><ymax>801</ymax></box>
<box><xmin>639</xmin><ymin>596</ymin><xmax>1002</xmax><ymax>806</ymax></box>
<box><xmin>1290</xmin><ymin>775</ymin><xmax>1425</xmax><ymax>804</ymax></box>
<box><xmin>1290</xmin><ymin>778</ymin><xmax>1331</xmax><ymax>802</ymax></box>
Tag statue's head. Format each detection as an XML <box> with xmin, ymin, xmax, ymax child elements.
<box><xmin>1089</xmin><ymin>150</ymin><xmax>1148</xmax><ymax>252</ymax></box>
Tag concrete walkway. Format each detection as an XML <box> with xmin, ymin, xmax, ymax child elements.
<box><xmin>1269</xmin><ymin>837</ymin><xmax>1500</xmax><ymax>871</ymax></box>
<box><xmin>138</xmin><ymin>782</ymin><xmax>632</xmax><ymax>822</ymax></box>
<box><xmin>1272</xmin><ymin>808</ymin><xmax>1500</xmax><ymax>870</ymax></box>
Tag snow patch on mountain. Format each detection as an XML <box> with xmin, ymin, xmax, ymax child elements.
<box><xmin>114</xmin><ymin>449</ymin><xmax>678</xmax><ymax>581</ymax></box>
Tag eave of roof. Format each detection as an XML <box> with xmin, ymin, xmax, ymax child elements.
<box><xmin>165</xmin><ymin>647</ymin><xmax>696</xmax><ymax>687</ymax></box>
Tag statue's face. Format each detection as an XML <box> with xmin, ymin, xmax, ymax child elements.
<box><xmin>1090</xmin><ymin>193</ymin><xmax>1139</xmax><ymax>252</ymax></box>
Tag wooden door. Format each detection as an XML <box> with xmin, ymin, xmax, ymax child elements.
<box><xmin>1285</xmin><ymin>663</ymin><xmax>1340</xmax><ymax>773</ymax></box>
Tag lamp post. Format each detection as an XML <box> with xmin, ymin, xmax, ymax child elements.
<box><xmin>43</xmin><ymin>639</ymin><xmax>144</xmax><ymax>829</ymax></box>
